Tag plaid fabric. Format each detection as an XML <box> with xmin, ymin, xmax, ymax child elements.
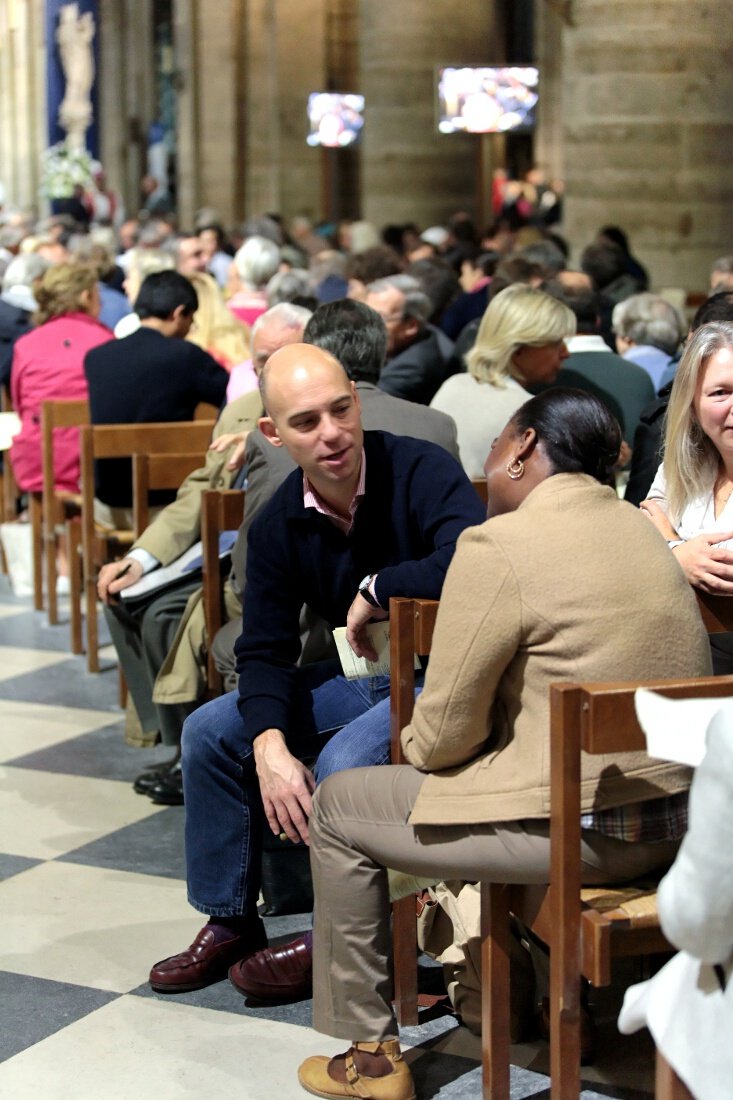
<box><xmin>581</xmin><ymin>790</ymin><xmax>689</xmax><ymax>843</ymax></box>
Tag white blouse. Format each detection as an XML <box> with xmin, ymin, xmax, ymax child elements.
<box><xmin>647</xmin><ymin>463</ymin><xmax>733</xmax><ymax>548</ymax></box>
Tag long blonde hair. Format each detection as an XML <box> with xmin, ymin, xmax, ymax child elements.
<box><xmin>465</xmin><ymin>284</ymin><xmax>575</xmax><ymax>386</ymax></box>
<box><xmin>663</xmin><ymin>321</ymin><xmax>733</xmax><ymax>523</ymax></box>
<box><xmin>187</xmin><ymin>271</ymin><xmax>250</xmax><ymax>368</ymax></box>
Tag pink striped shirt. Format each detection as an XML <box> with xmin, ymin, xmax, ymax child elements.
<box><xmin>303</xmin><ymin>449</ymin><xmax>366</xmax><ymax>536</ymax></box>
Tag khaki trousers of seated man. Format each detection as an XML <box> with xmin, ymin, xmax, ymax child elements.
<box><xmin>309</xmin><ymin>764</ymin><xmax>680</xmax><ymax>1042</ymax></box>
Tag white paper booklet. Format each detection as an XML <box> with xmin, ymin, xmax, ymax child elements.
<box><xmin>633</xmin><ymin>689</ymin><xmax>733</xmax><ymax>767</ymax></box>
<box><xmin>333</xmin><ymin>621</ymin><xmax>420</xmax><ymax>680</ymax></box>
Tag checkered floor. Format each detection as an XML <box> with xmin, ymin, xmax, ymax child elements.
<box><xmin>0</xmin><ymin>574</ymin><xmax>656</xmax><ymax>1099</ymax></box>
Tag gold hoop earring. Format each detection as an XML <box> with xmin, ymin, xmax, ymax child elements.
<box><xmin>506</xmin><ymin>458</ymin><xmax>524</xmax><ymax>480</ymax></box>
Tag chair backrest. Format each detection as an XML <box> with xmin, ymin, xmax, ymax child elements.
<box><xmin>201</xmin><ymin>488</ymin><xmax>246</xmax><ymax>696</ymax></box>
<box><xmin>695</xmin><ymin>589</ymin><xmax>733</xmax><ymax>633</ymax></box>
<box><xmin>79</xmin><ymin>420</ymin><xmax>216</xmax><ymax>673</ymax></box>
<box><xmin>388</xmin><ymin>596</ymin><xmax>439</xmax><ymax>1027</ymax></box>
<box><xmin>132</xmin><ymin>451</ymin><xmax>208</xmax><ymax>535</ymax></box>
<box><xmin>548</xmin><ymin>674</ymin><xmax>733</xmax><ymax>1095</ymax></box>
<box><xmin>389</xmin><ymin>597</ymin><xmax>439</xmax><ymax>764</ymax></box>
<box><xmin>40</xmin><ymin>399</ymin><xmax>90</xmax><ymax>617</ymax></box>
<box><xmin>41</xmin><ymin>398</ymin><xmax>89</xmax><ymax>505</ymax></box>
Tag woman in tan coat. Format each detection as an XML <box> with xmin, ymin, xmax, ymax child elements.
<box><xmin>297</xmin><ymin>388</ymin><xmax>712</xmax><ymax>1100</ymax></box>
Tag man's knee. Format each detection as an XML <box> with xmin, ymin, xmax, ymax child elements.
<box><xmin>181</xmin><ymin>690</ymin><xmax>243</xmax><ymax>766</ymax></box>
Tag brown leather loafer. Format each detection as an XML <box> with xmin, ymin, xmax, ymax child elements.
<box><xmin>229</xmin><ymin>934</ymin><xmax>313</xmax><ymax>1002</ymax></box>
<box><xmin>149</xmin><ymin>923</ymin><xmax>267</xmax><ymax>993</ymax></box>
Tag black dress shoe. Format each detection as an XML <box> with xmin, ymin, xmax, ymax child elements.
<box><xmin>132</xmin><ymin>750</ymin><xmax>180</xmax><ymax>795</ymax></box>
<box><xmin>148</xmin><ymin>760</ymin><xmax>184</xmax><ymax>805</ymax></box>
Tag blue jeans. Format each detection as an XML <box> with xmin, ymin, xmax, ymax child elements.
<box><xmin>181</xmin><ymin>660</ymin><xmax>422</xmax><ymax>916</ymax></box>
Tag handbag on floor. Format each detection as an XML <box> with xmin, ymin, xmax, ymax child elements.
<box><xmin>259</xmin><ymin>829</ymin><xmax>314</xmax><ymax>916</ymax></box>
<box><xmin>0</xmin><ymin>520</ymin><xmax>33</xmax><ymax>597</ymax></box>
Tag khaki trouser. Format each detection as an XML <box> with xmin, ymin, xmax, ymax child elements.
<box><xmin>310</xmin><ymin>765</ymin><xmax>680</xmax><ymax>1042</ymax></box>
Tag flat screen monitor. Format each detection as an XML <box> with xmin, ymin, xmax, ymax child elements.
<box><xmin>436</xmin><ymin>66</ymin><xmax>538</xmax><ymax>134</ymax></box>
<box><xmin>307</xmin><ymin>92</ymin><xmax>365</xmax><ymax>148</ymax></box>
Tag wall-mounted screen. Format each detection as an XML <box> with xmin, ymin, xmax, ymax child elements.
<box><xmin>437</xmin><ymin>66</ymin><xmax>538</xmax><ymax>134</ymax></box>
<box><xmin>307</xmin><ymin>92</ymin><xmax>365</xmax><ymax>148</ymax></box>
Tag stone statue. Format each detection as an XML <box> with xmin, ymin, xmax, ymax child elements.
<box><xmin>56</xmin><ymin>3</ymin><xmax>96</xmax><ymax>150</ymax></box>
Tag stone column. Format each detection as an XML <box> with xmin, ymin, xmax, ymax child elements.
<box><xmin>0</xmin><ymin>0</ymin><xmax>45</xmax><ymax>213</ymax></box>
<box><xmin>358</xmin><ymin>0</ymin><xmax>505</xmax><ymax>229</ymax></box>
<box><xmin>243</xmin><ymin>0</ymin><xmax>328</xmax><ymax>221</ymax></box>
<box><xmin>560</xmin><ymin>0</ymin><xmax>733</xmax><ymax>291</ymax></box>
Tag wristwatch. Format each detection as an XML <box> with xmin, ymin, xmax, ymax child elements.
<box><xmin>358</xmin><ymin>573</ymin><xmax>381</xmax><ymax>608</ymax></box>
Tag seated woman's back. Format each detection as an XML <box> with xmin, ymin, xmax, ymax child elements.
<box><xmin>405</xmin><ymin>389</ymin><xmax>711</xmax><ymax>825</ymax></box>
<box><xmin>9</xmin><ymin>264</ymin><xmax>112</xmax><ymax>493</ymax></box>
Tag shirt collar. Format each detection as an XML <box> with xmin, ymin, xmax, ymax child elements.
<box><xmin>303</xmin><ymin>448</ymin><xmax>366</xmax><ymax>535</ymax></box>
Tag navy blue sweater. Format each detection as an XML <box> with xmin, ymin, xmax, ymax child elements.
<box><xmin>235</xmin><ymin>430</ymin><xmax>486</xmax><ymax>745</ymax></box>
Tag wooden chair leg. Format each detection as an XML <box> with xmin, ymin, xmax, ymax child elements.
<box><xmin>85</xmin><ymin>575</ymin><xmax>99</xmax><ymax>673</ymax></box>
<box><xmin>118</xmin><ymin>665</ymin><xmax>128</xmax><ymax>708</ymax></box>
<box><xmin>656</xmin><ymin>1050</ymin><xmax>694</xmax><ymax>1100</ymax></box>
<box><xmin>481</xmin><ymin>882</ymin><xmax>511</xmax><ymax>1100</ymax></box>
<box><xmin>45</xmin><ymin>524</ymin><xmax>58</xmax><ymax>625</ymax></box>
<box><xmin>392</xmin><ymin>895</ymin><xmax>419</xmax><ymax>1026</ymax></box>
<box><xmin>29</xmin><ymin>493</ymin><xmax>44</xmax><ymax>611</ymax></box>
<box><xmin>67</xmin><ymin>519</ymin><xmax>83</xmax><ymax>655</ymax></box>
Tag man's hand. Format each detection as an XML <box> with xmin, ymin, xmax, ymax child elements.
<box><xmin>208</xmin><ymin>430</ymin><xmax>250</xmax><ymax>472</ymax></box>
<box><xmin>97</xmin><ymin>557</ymin><xmax>143</xmax><ymax>604</ymax></box>
<box><xmin>672</xmin><ymin>532</ymin><xmax>733</xmax><ymax>593</ymax></box>
<box><xmin>639</xmin><ymin>498</ymin><xmax>680</xmax><ymax>541</ymax></box>
<box><xmin>253</xmin><ymin>728</ymin><xmax>316</xmax><ymax>844</ymax></box>
<box><xmin>345</xmin><ymin>592</ymin><xmax>389</xmax><ymax>661</ymax></box>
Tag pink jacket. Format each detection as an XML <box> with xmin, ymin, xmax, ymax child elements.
<box><xmin>9</xmin><ymin>312</ymin><xmax>113</xmax><ymax>492</ymax></box>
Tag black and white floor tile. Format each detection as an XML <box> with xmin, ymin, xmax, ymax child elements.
<box><xmin>0</xmin><ymin>576</ymin><xmax>656</xmax><ymax>1098</ymax></box>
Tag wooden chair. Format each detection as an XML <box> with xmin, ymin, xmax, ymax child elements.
<box><xmin>201</xmin><ymin>488</ymin><xmax>245</xmax><ymax>697</ymax></box>
<box><xmin>79</xmin><ymin>420</ymin><xmax>215</xmax><ymax>672</ymax></box>
<box><xmin>38</xmin><ymin>399</ymin><xmax>89</xmax><ymax>626</ymax></box>
<box><xmin>389</xmin><ymin>596</ymin><xmax>439</xmax><ymax>1026</ymax></box>
<box><xmin>388</xmin><ymin>596</ymin><xmax>733</xmax><ymax>1099</ymax></box>
<box><xmin>132</xmin><ymin>451</ymin><xmax>207</xmax><ymax>535</ymax></box>
<box><xmin>694</xmin><ymin>588</ymin><xmax>733</xmax><ymax>633</ymax></box>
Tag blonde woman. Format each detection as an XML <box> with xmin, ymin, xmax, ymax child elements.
<box><xmin>430</xmin><ymin>283</ymin><xmax>575</xmax><ymax>477</ymax></box>
<box><xmin>641</xmin><ymin>322</ymin><xmax>733</xmax><ymax>670</ymax></box>
<box><xmin>9</xmin><ymin>263</ymin><xmax>112</xmax><ymax>492</ymax></box>
<box><xmin>186</xmin><ymin>271</ymin><xmax>250</xmax><ymax>371</ymax></box>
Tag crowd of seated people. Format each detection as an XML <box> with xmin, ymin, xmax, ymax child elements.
<box><xmin>2</xmin><ymin>181</ymin><xmax>732</xmax><ymax>1098</ymax></box>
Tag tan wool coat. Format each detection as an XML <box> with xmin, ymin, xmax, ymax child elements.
<box><xmin>403</xmin><ymin>474</ymin><xmax>712</xmax><ymax>826</ymax></box>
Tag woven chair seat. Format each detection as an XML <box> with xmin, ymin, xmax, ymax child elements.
<box><xmin>581</xmin><ymin>884</ymin><xmax>660</xmax><ymax>928</ymax></box>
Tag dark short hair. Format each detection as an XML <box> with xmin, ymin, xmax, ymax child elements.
<box><xmin>134</xmin><ymin>270</ymin><xmax>198</xmax><ymax>319</ymax></box>
<box><xmin>511</xmin><ymin>388</ymin><xmax>621</xmax><ymax>486</ymax></box>
<box><xmin>345</xmin><ymin>245</ymin><xmax>402</xmax><ymax>285</ymax></box>
<box><xmin>550</xmin><ymin>284</ymin><xmax>600</xmax><ymax>335</ymax></box>
<box><xmin>580</xmin><ymin>242</ymin><xmax>626</xmax><ymax>291</ymax></box>
<box><xmin>692</xmin><ymin>290</ymin><xmax>733</xmax><ymax>330</ymax></box>
<box><xmin>303</xmin><ymin>299</ymin><xmax>388</xmax><ymax>385</ymax></box>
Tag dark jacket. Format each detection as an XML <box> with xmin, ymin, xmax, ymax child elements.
<box><xmin>378</xmin><ymin>325</ymin><xmax>459</xmax><ymax>405</ymax></box>
<box><xmin>84</xmin><ymin>326</ymin><xmax>228</xmax><ymax>506</ymax></box>
<box><xmin>234</xmin><ymin>430</ymin><xmax>485</xmax><ymax>744</ymax></box>
<box><xmin>623</xmin><ymin>381</ymin><xmax>672</xmax><ymax>507</ymax></box>
<box><xmin>0</xmin><ymin>299</ymin><xmax>30</xmax><ymax>387</ymax></box>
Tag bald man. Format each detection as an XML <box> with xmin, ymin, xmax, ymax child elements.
<box><xmin>149</xmin><ymin>345</ymin><xmax>485</xmax><ymax>995</ymax></box>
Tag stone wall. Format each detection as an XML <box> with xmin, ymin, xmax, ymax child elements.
<box><xmin>560</xmin><ymin>0</ymin><xmax>733</xmax><ymax>291</ymax></box>
<box><xmin>0</xmin><ymin>0</ymin><xmax>46</xmax><ymax>215</ymax></box>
